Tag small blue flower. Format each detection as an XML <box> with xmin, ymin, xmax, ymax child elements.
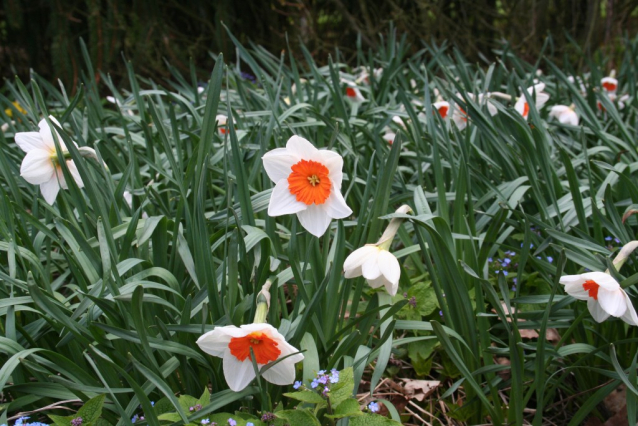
<box><xmin>605</xmin><ymin>236</ymin><xmax>612</xmax><ymax>241</ymax></box>
<box><xmin>201</xmin><ymin>420</ymin><xmax>210</xmax><ymax>425</ymax></box>
<box><xmin>439</xmin><ymin>310</ymin><xmax>443</xmax><ymax>317</ymax></box>
<box><xmin>503</xmin><ymin>271</ymin><xmax>508</xmax><ymax>276</ymax></box>
<box><xmin>318</xmin><ymin>375</ymin><xmax>329</xmax><ymax>384</ymax></box>
<box><xmin>151</xmin><ymin>401</ymin><xmax>155</xmax><ymax>407</ymax></box>
<box><xmin>615</xmin><ymin>238</ymin><xmax>621</xmax><ymax>244</ymax></box>
<box><xmin>547</xmin><ymin>256</ymin><xmax>553</xmax><ymax>263</ymax></box>
<box><xmin>16</xmin><ymin>418</ymin><xmax>30</xmax><ymax>426</ymax></box>
<box><xmin>246</xmin><ymin>423</ymin><xmax>254</xmax><ymax>426</ymax></box>
<box><xmin>368</xmin><ymin>402</ymin><xmax>380</xmax><ymax>413</ymax></box>
<box><xmin>536</xmin><ymin>256</ymin><xmax>541</xmax><ymax>259</ymax></box>
<box><xmin>487</xmin><ymin>257</ymin><xmax>493</xmax><ymax>263</ymax></box>
<box><xmin>503</xmin><ymin>258</ymin><xmax>511</xmax><ymax>265</ymax></box>
<box><xmin>318</xmin><ymin>370</ymin><xmax>326</xmax><ymax>375</ymax></box>
<box><xmin>329</xmin><ymin>372</ymin><xmax>340</xmax><ymax>383</ymax></box>
<box><xmin>513</xmin><ymin>277</ymin><xmax>518</xmax><ymax>284</ymax></box>
<box><xmin>131</xmin><ymin>415</ymin><xmax>139</xmax><ymax>423</ymax></box>
<box><xmin>293</xmin><ymin>380</ymin><xmax>302</xmax><ymax>389</ymax></box>
<box><xmin>228</xmin><ymin>419</ymin><xmax>237</xmax><ymax>426</ymax></box>
<box><xmin>311</xmin><ymin>379</ymin><xmax>319</xmax><ymax>388</ymax></box>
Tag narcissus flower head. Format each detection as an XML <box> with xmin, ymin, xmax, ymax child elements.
<box><xmin>433</xmin><ymin>101</ymin><xmax>450</xmax><ymax>119</ymax></box>
<box><xmin>515</xmin><ymin>83</ymin><xmax>550</xmax><ymax>119</ymax></box>
<box><xmin>15</xmin><ymin>116</ymin><xmax>90</xmax><ymax>204</ymax></box>
<box><xmin>559</xmin><ymin>271</ymin><xmax>638</xmax><ymax>325</ymax></box>
<box><xmin>196</xmin><ymin>323</ymin><xmax>304</xmax><ymax>391</ymax></box>
<box><xmin>343</xmin><ymin>245</ymin><xmax>401</xmax><ymax>296</ymax></box>
<box><xmin>601</xmin><ymin>76</ymin><xmax>618</xmax><ymax>94</ymax></box>
<box><xmin>216</xmin><ymin>114</ymin><xmax>228</xmax><ymax>135</ymax></box>
<box><xmin>262</xmin><ymin>136</ymin><xmax>352</xmax><ymax>237</ymax></box>
<box><xmin>549</xmin><ymin>104</ymin><xmax>579</xmax><ymax>126</ymax></box>
<box><xmin>344</xmin><ymin>82</ymin><xmax>365</xmax><ymax>103</ymax></box>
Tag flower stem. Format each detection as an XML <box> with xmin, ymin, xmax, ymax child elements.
<box><xmin>377</xmin><ymin>204</ymin><xmax>412</xmax><ymax>250</ymax></box>
<box><xmin>253</xmin><ymin>280</ymin><xmax>272</xmax><ymax>323</ymax></box>
<box><xmin>609</xmin><ymin>241</ymin><xmax>638</xmax><ymax>285</ymax></box>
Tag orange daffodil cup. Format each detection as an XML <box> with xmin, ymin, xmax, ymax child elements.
<box><xmin>262</xmin><ymin>135</ymin><xmax>352</xmax><ymax>237</ymax></box>
<box><xmin>197</xmin><ymin>281</ymin><xmax>304</xmax><ymax>392</ymax></box>
<box><xmin>343</xmin><ymin>205</ymin><xmax>412</xmax><ymax>296</ymax></box>
<box><xmin>514</xmin><ymin>83</ymin><xmax>550</xmax><ymax>119</ymax></box>
<box><xmin>560</xmin><ymin>241</ymin><xmax>638</xmax><ymax>325</ymax></box>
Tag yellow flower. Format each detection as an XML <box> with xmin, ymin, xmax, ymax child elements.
<box><xmin>5</xmin><ymin>101</ymin><xmax>26</xmax><ymax>118</ymax></box>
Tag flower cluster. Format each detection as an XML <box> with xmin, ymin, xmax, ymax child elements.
<box><xmin>294</xmin><ymin>369</ymin><xmax>340</xmax><ymax>397</ymax></box>
<box><xmin>2</xmin><ymin>417</ymin><xmax>49</xmax><ymax>426</ymax></box>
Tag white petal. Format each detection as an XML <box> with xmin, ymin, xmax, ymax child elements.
<box><xmin>262</xmin><ymin>148</ymin><xmax>297</xmax><ymax>182</ymax></box>
<box><xmin>620</xmin><ymin>291</ymin><xmax>638</xmax><ymax>326</ymax></box>
<box><xmin>587</xmin><ymin>298</ymin><xmax>610</xmax><ymax>323</ymax></box>
<box><xmin>367</xmin><ymin>275</ymin><xmax>388</xmax><ymax>289</ymax></box>
<box><xmin>286</xmin><ymin>135</ymin><xmax>319</xmax><ymax>159</ymax></box>
<box><xmin>65</xmin><ymin>161</ymin><xmax>84</xmax><ymax>188</ymax></box>
<box><xmin>344</xmin><ymin>246</ymin><xmax>379</xmax><ymax>278</ymax></box>
<box><xmin>535</xmin><ymin>92</ymin><xmax>550</xmax><ymax>109</ymax></box>
<box><xmin>296</xmin><ymin>205</ymin><xmax>332</xmax><ymax>237</ymax></box>
<box><xmin>196</xmin><ymin>328</ymin><xmax>235</xmax><ymax>357</ymax></box>
<box><xmin>559</xmin><ymin>274</ymin><xmax>586</xmax><ymax>286</ymax></box>
<box><xmin>377</xmin><ymin>250</ymin><xmax>400</xmax><ymax>295</ymax></box>
<box><xmin>268</xmin><ymin>180</ymin><xmax>307</xmax><ymax>216</ymax></box>
<box><xmin>598</xmin><ymin>288</ymin><xmax>627</xmax><ymax>317</ymax></box>
<box><xmin>39</xmin><ymin>179</ymin><xmax>60</xmax><ymax>205</ymax></box>
<box><xmin>580</xmin><ymin>272</ymin><xmax>620</xmax><ymax>291</ymax></box>
<box><xmin>223</xmin><ymin>350</ymin><xmax>256</xmax><ymax>392</ymax></box>
<box><xmin>362</xmin><ymin>256</ymin><xmax>382</xmax><ymax>281</ymax></box>
<box><xmin>20</xmin><ymin>150</ymin><xmax>56</xmax><ymax>184</ymax></box>
<box><xmin>261</xmin><ymin>348</ymin><xmax>301</xmax><ymax>386</ymax></box>
<box><xmin>38</xmin><ymin>117</ymin><xmax>60</xmax><ymax>151</ymax></box>
<box><xmin>323</xmin><ymin>189</ymin><xmax>352</xmax><ymax>220</ymax></box>
<box><xmin>319</xmin><ymin>150</ymin><xmax>344</xmax><ymax>189</ymax></box>
<box><xmin>564</xmin><ymin>281</ymin><xmax>590</xmax><ymax>300</ymax></box>
<box><xmin>486</xmin><ymin>101</ymin><xmax>498</xmax><ymax>116</ymax></box>
<box><xmin>14</xmin><ymin>132</ymin><xmax>46</xmax><ymax>153</ymax></box>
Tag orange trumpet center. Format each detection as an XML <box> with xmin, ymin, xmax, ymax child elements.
<box><xmin>436</xmin><ymin>105</ymin><xmax>449</xmax><ymax>118</ymax></box>
<box><xmin>602</xmin><ymin>82</ymin><xmax>617</xmax><ymax>92</ymax></box>
<box><xmin>346</xmin><ymin>87</ymin><xmax>357</xmax><ymax>98</ymax></box>
<box><xmin>582</xmin><ymin>280</ymin><xmax>600</xmax><ymax>300</ymax></box>
<box><xmin>228</xmin><ymin>332</ymin><xmax>281</xmax><ymax>364</ymax></box>
<box><xmin>459</xmin><ymin>107</ymin><xmax>468</xmax><ymax>122</ymax></box>
<box><xmin>523</xmin><ymin>102</ymin><xmax>530</xmax><ymax>118</ymax></box>
<box><xmin>287</xmin><ymin>159</ymin><xmax>332</xmax><ymax>205</ymax></box>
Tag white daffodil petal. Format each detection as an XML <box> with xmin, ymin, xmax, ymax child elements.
<box><xmin>261</xmin><ymin>357</ymin><xmax>296</xmax><ymax>386</ymax></box>
<box><xmin>319</xmin><ymin>150</ymin><xmax>344</xmax><ymax>189</ymax></box>
<box><xmin>587</xmin><ymin>298</ymin><xmax>611</xmax><ymax>323</ymax></box>
<box><xmin>377</xmin><ymin>250</ymin><xmax>400</xmax><ymax>295</ymax></box>
<box><xmin>262</xmin><ymin>148</ymin><xmax>297</xmax><ymax>182</ymax></box>
<box><xmin>39</xmin><ymin>179</ymin><xmax>61</xmax><ymax>205</ymax></box>
<box><xmin>514</xmin><ymin>98</ymin><xmax>527</xmax><ymax>117</ymax></box>
<box><xmin>38</xmin><ymin>117</ymin><xmax>62</xmax><ymax>150</ymax></box>
<box><xmin>268</xmin><ymin>180</ymin><xmax>307</xmax><ymax>216</ymax></box>
<box><xmin>296</xmin><ymin>205</ymin><xmax>332</xmax><ymax>237</ymax></box>
<box><xmin>620</xmin><ymin>291</ymin><xmax>638</xmax><ymax>326</ymax></box>
<box><xmin>344</xmin><ymin>246</ymin><xmax>379</xmax><ymax>278</ymax></box>
<box><xmin>598</xmin><ymin>288</ymin><xmax>627</xmax><ymax>317</ymax></box>
<box><xmin>20</xmin><ymin>150</ymin><xmax>55</xmax><ymax>184</ymax></box>
<box><xmin>564</xmin><ymin>281</ymin><xmax>590</xmax><ymax>300</ymax></box>
<box><xmin>323</xmin><ymin>189</ymin><xmax>352</xmax><ymax>220</ymax></box>
<box><xmin>581</xmin><ymin>272</ymin><xmax>620</xmax><ymax>291</ymax></box>
<box><xmin>367</xmin><ymin>275</ymin><xmax>389</xmax><ymax>289</ymax></box>
<box><xmin>559</xmin><ymin>274</ymin><xmax>585</xmax><ymax>286</ymax></box>
<box><xmin>66</xmin><ymin>161</ymin><xmax>84</xmax><ymax>188</ymax></box>
<box><xmin>286</xmin><ymin>135</ymin><xmax>319</xmax><ymax>159</ymax></box>
<box><xmin>362</xmin><ymin>257</ymin><xmax>382</xmax><ymax>281</ymax></box>
<box><xmin>15</xmin><ymin>132</ymin><xmax>46</xmax><ymax>153</ymax></box>
<box><xmin>196</xmin><ymin>329</ymin><xmax>233</xmax><ymax>357</ymax></box>
<box><xmin>223</xmin><ymin>350</ymin><xmax>256</xmax><ymax>392</ymax></box>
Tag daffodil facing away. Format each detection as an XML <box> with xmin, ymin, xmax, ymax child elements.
<box><xmin>196</xmin><ymin>282</ymin><xmax>304</xmax><ymax>391</ymax></box>
<box><xmin>343</xmin><ymin>205</ymin><xmax>412</xmax><ymax>296</ymax></box>
<box><xmin>549</xmin><ymin>104</ymin><xmax>579</xmax><ymax>126</ymax></box>
<box><xmin>514</xmin><ymin>83</ymin><xmax>550</xmax><ymax>119</ymax></box>
<box><xmin>262</xmin><ymin>135</ymin><xmax>352</xmax><ymax>237</ymax></box>
<box><xmin>15</xmin><ymin>116</ymin><xmax>97</xmax><ymax>204</ymax></box>
<box><xmin>601</xmin><ymin>75</ymin><xmax>618</xmax><ymax>94</ymax></box>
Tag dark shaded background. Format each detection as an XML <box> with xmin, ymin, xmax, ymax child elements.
<box><xmin>2</xmin><ymin>0</ymin><xmax>637</xmax><ymax>87</ymax></box>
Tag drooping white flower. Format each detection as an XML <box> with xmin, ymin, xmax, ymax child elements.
<box><xmin>559</xmin><ymin>271</ymin><xmax>638</xmax><ymax>325</ymax></box>
<box><xmin>196</xmin><ymin>323</ymin><xmax>304</xmax><ymax>391</ymax></box>
<box><xmin>549</xmin><ymin>105</ymin><xmax>579</xmax><ymax>126</ymax></box>
<box><xmin>344</xmin><ymin>245</ymin><xmax>401</xmax><ymax>296</ymax></box>
<box><xmin>383</xmin><ymin>130</ymin><xmax>396</xmax><ymax>145</ymax></box>
<box><xmin>514</xmin><ymin>83</ymin><xmax>550</xmax><ymax>119</ymax></box>
<box><xmin>262</xmin><ymin>136</ymin><xmax>352</xmax><ymax>237</ymax></box>
<box><xmin>15</xmin><ymin>116</ymin><xmax>85</xmax><ymax>204</ymax></box>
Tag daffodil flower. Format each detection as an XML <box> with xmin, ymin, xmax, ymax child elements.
<box><xmin>559</xmin><ymin>271</ymin><xmax>638</xmax><ymax>325</ymax></box>
<box><xmin>514</xmin><ymin>83</ymin><xmax>550</xmax><ymax>119</ymax></box>
<box><xmin>549</xmin><ymin>104</ymin><xmax>579</xmax><ymax>126</ymax></box>
<box><xmin>216</xmin><ymin>114</ymin><xmax>228</xmax><ymax>135</ymax></box>
<box><xmin>343</xmin><ymin>205</ymin><xmax>411</xmax><ymax>296</ymax></box>
<box><xmin>262</xmin><ymin>136</ymin><xmax>352</xmax><ymax>237</ymax></box>
<box><xmin>601</xmin><ymin>76</ymin><xmax>618</xmax><ymax>94</ymax></box>
<box><xmin>15</xmin><ymin>116</ymin><xmax>96</xmax><ymax>205</ymax></box>
<box><xmin>344</xmin><ymin>82</ymin><xmax>365</xmax><ymax>103</ymax></box>
<box><xmin>344</xmin><ymin>245</ymin><xmax>401</xmax><ymax>296</ymax></box>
